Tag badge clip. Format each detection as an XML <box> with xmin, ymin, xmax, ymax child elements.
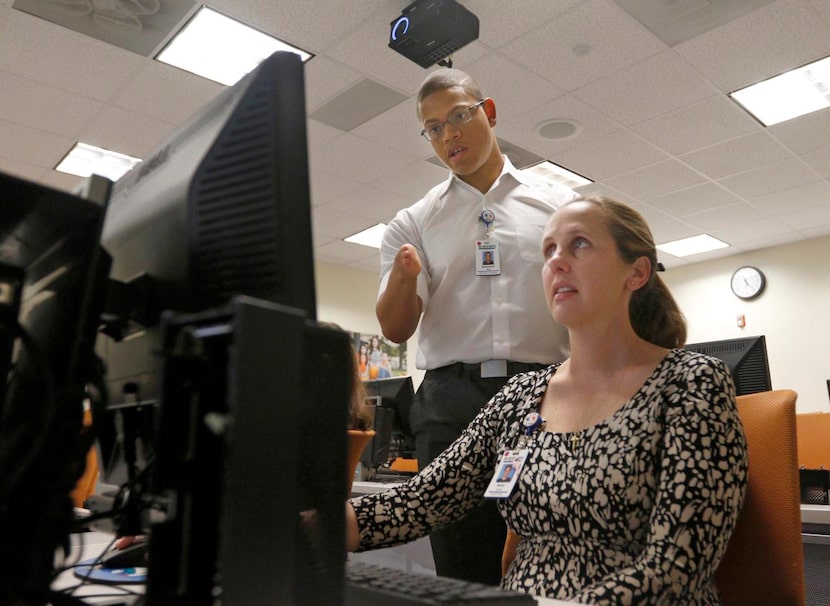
<box><xmin>517</xmin><ymin>412</ymin><xmax>545</xmax><ymax>448</ymax></box>
<box><xmin>479</xmin><ymin>209</ymin><xmax>495</xmax><ymax>236</ymax></box>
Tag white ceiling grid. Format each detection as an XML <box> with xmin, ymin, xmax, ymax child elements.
<box><xmin>0</xmin><ymin>0</ymin><xmax>828</xmax><ymax>275</ymax></box>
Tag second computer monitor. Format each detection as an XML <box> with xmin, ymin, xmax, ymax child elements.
<box><xmin>364</xmin><ymin>376</ymin><xmax>415</xmax><ymax>462</ymax></box>
<box><xmin>684</xmin><ymin>335</ymin><xmax>772</xmax><ymax>396</ymax></box>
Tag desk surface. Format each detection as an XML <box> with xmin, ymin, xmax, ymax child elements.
<box><xmin>59</xmin><ymin>530</ymin><xmax>569</xmax><ymax>606</ymax></box>
<box><xmin>801</xmin><ymin>503</ymin><xmax>830</xmax><ymax>525</ymax></box>
<box><xmin>353</xmin><ymin>479</ymin><xmax>402</xmax><ymax>494</ymax></box>
<box><xmin>53</xmin><ymin>531</ymin><xmax>144</xmax><ymax>604</ymax></box>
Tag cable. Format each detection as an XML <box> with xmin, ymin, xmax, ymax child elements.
<box><xmin>0</xmin><ymin>319</ymin><xmax>58</xmax><ymax>496</ymax></box>
<box><xmin>0</xmin><ymin>321</ymin><xmax>130</xmax><ymax>606</ymax></box>
<box><xmin>0</xmin><ymin>318</ymin><xmax>69</xmax><ymax>606</ymax></box>
<box><xmin>59</xmin><ymin>534</ymin><xmax>119</xmax><ymax>592</ymax></box>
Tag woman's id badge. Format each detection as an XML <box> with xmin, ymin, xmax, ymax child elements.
<box><xmin>484</xmin><ymin>449</ymin><xmax>528</xmax><ymax>499</ymax></box>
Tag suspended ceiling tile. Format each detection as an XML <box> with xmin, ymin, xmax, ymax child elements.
<box><xmin>12</xmin><ymin>0</ymin><xmax>195</xmax><ymax>57</ymax></box>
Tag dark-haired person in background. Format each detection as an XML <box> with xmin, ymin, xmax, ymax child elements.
<box><xmin>351</xmin><ymin>197</ymin><xmax>748</xmax><ymax>603</ymax></box>
<box><xmin>375</xmin><ymin>67</ymin><xmax>577</xmax><ymax>584</ymax></box>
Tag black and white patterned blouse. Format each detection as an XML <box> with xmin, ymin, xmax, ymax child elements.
<box><xmin>351</xmin><ymin>349</ymin><xmax>749</xmax><ymax>605</ymax></box>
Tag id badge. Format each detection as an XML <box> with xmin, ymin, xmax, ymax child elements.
<box><xmin>475</xmin><ymin>239</ymin><xmax>500</xmax><ymax>276</ymax></box>
<box><xmin>484</xmin><ymin>449</ymin><xmax>529</xmax><ymax>499</ymax></box>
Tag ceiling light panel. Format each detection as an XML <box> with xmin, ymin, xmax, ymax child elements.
<box><xmin>344</xmin><ymin>223</ymin><xmax>387</xmax><ymax>249</ymax></box>
<box><xmin>157</xmin><ymin>6</ymin><xmax>312</xmax><ymax>86</ymax></box>
<box><xmin>730</xmin><ymin>55</ymin><xmax>830</xmax><ymax>126</ymax></box>
<box><xmin>524</xmin><ymin>161</ymin><xmax>592</xmax><ymax>189</ymax></box>
<box><xmin>656</xmin><ymin>233</ymin><xmax>729</xmax><ymax>257</ymax></box>
<box><xmin>55</xmin><ymin>142</ymin><xmax>141</xmax><ymax>182</ymax></box>
<box><xmin>497</xmin><ymin>138</ymin><xmax>544</xmax><ymax>170</ymax></box>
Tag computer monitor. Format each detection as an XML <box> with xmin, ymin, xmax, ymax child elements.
<box><xmin>98</xmin><ymin>51</ymin><xmax>316</xmax><ymax>410</ymax></box>
<box><xmin>684</xmin><ymin>335</ymin><xmax>772</xmax><ymax>396</ymax></box>
<box><xmin>0</xmin><ymin>170</ymin><xmax>111</xmax><ymax>604</ymax></box>
<box><xmin>93</xmin><ymin>46</ymin><xmax>317</xmax><ymax>482</ymax></box>
<box><xmin>90</xmin><ymin>51</ymin><xmax>348</xmax><ymax>603</ymax></box>
<box><xmin>363</xmin><ymin>376</ymin><xmax>416</xmax><ymax>463</ymax></box>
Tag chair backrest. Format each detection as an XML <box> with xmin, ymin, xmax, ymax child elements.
<box><xmin>70</xmin><ymin>405</ymin><xmax>99</xmax><ymax>508</ymax></box>
<box><xmin>346</xmin><ymin>429</ymin><xmax>375</xmax><ymax>493</ymax></box>
<box><xmin>716</xmin><ymin>389</ymin><xmax>805</xmax><ymax>606</ymax></box>
<box><xmin>795</xmin><ymin>411</ymin><xmax>830</xmax><ymax>469</ymax></box>
<box><xmin>501</xmin><ymin>389</ymin><xmax>806</xmax><ymax>606</ymax></box>
<box><xmin>501</xmin><ymin>527</ymin><xmax>519</xmax><ymax>579</ymax></box>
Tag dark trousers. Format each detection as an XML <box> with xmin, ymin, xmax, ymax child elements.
<box><xmin>410</xmin><ymin>362</ymin><xmax>545</xmax><ymax>586</ymax></box>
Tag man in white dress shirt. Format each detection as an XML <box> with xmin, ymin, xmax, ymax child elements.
<box><xmin>376</xmin><ymin>68</ymin><xmax>576</xmax><ymax>585</ymax></box>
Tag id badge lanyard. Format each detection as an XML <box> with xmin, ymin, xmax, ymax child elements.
<box><xmin>476</xmin><ymin>209</ymin><xmax>500</xmax><ymax>276</ymax></box>
<box><xmin>485</xmin><ymin>412</ymin><xmax>545</xmax><ymax>499</ymax></box>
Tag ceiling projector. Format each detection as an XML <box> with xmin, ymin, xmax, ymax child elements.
<box><xmin>388</xmin><ymin>0</ymin><xmax>479</xmax><ymax>68</ymax></box>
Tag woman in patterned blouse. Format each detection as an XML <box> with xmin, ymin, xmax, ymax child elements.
<box><xmin>346</xmin><ymin>197</ymin><xmax>748</xmax><ymax>604</ymax></box>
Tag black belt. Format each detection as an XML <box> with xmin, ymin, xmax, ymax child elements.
<box><xmin>429</xmin><ymin>360</ymin><xmax>547</xmax><ymax>379</ymax></box>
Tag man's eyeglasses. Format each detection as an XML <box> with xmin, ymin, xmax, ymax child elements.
<box><xmin>420</xmin><ymin>99</ymin><xmax>486</xmax><ymax>141</ymax></box>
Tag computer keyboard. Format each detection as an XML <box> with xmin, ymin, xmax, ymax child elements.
<box><xmin>344</xmin><ymin>560</ymin><xmax>537</xmax><ymax>606</ymax></box>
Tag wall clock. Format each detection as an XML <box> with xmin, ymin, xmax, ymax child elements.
<box><xmin>730</xmin><ymin>266</ymin><xmax>766</xmax><ymax>300</ymax></box>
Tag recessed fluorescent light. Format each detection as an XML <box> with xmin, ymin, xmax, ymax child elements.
<box><xmin>345</xmin><ymin>223</ymin><xmax>387</xmax><ymax>249</ymax></box>
<box><xmin>730</xmin><ymin>55</ymin><xmax>830</xmax><ymax>126</ymax></box>
<box><xmin>157</xmin><ymin>6</ymin><xmax>312</xmax><ymax>86</ymax></box>
<box><xmin>55</xmin><ymin>142</ymin><xmax>141</xmax><ymax>182</ymax></box>
<box><xmin>524</xmin><ymin>161</ymin><xmax>592</xmax><ymax>189</ymax></box>
<box><xmin>656</xmin><ymin>234</ymin><xmax>729</xmax><ymax>257</ymax></box>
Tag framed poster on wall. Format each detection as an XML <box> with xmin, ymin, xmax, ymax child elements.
<box><xmin>351</xmin><ymin>332</ymin><xmax>407</xmax><ymax>380</ymax></box>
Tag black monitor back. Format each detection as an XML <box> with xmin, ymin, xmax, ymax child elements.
<box><xmin>363</xmin><ymin>376</ymin><xmax>416</xmax><ymax>463</ymax></box>
<box><xmin>84</xmin><ymin>51</ymin><xmax>347</xmax><ymax>604</ymax></box>
<box><xmin>224</xmin><ymin>311</ymin><xmax>349</xmax><ymax>606</ymax></box>
<box><xmin>98</xmin><ymin>50</ymin><xmax>315</xmax><ymax>413</ymax></box>
<box><xmin>145</xmin><ymin>299</ymin><xmax>348</xmax><ymax>605</ymax></box>
<box><xmin>685</xmin><ymin>335</ymin><xmax>772</xmax><ymax>396</ymax></box>
<box><xmin>94</xmin><ymin>50</ymin><xmax>315</xmax><ymax>488</ymax></box>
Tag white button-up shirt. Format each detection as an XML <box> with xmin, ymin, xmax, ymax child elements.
<box><xmin>379</xmin><ymin>157</ymin><xmax>576</xmax><ymax>370</ymax></box>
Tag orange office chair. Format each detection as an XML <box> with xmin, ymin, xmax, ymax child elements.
<box><xmin>795</xmin><ymin>411</ymin><xmax>830</xmax><ymax>470</ymax></box>
<box><xmin>716</xmin><ymin>389</ymin><xmax>805</xmax><ymax>606</ymax></box>
<box><xmin>502</xmin><ymin>389</ymin><xmax>806</xmax><ymax>606</ymax></box>
<box><xmin>346</xmin><ymin>429</ymin><xmax>375</xmax><ymax>494</ymax></box>
<box><xmin>501</xmin><ymin>527</ymin><xmax>519</xmax><ymax>580</ymax></box>
<box><xmin>70</xmin><ymin>405</ymin><xmax>99</xmax><ymax>508</ymax></box>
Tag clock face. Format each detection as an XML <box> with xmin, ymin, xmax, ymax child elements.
<box><xmin>731</xmin><ymin>266</ymin><xmax>766</xmax><ymax>300</ymax></box>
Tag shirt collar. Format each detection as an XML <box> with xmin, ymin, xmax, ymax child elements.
<box><xmin>435</xmin><ymin>154</ymin><xmax>524</xmax><ymax>198</ymax></box>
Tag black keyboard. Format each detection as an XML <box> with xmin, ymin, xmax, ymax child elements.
<box><xmin>344</xmin><ymin>560</ymin><xmax>537</xmax><ymax>606</ymax></box>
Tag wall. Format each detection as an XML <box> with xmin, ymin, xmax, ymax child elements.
<box><xmin>314</xmin><ymin>261</ymin><xmax>425</xmax><ymax>388</ymax></box>
<box><xmin>316</xmin><ymin>233</ymin><xmax>830</xmax><ymax>412</ymax></box>
<box><xmin>314</xmin><ymin>261</ymin><xmax>380</xmax><ymax>335</ymax></box>
<box><xmin>661</xmin><ymin>234</ymin><xmax>830</xmax><ymax>412</ymax></box>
